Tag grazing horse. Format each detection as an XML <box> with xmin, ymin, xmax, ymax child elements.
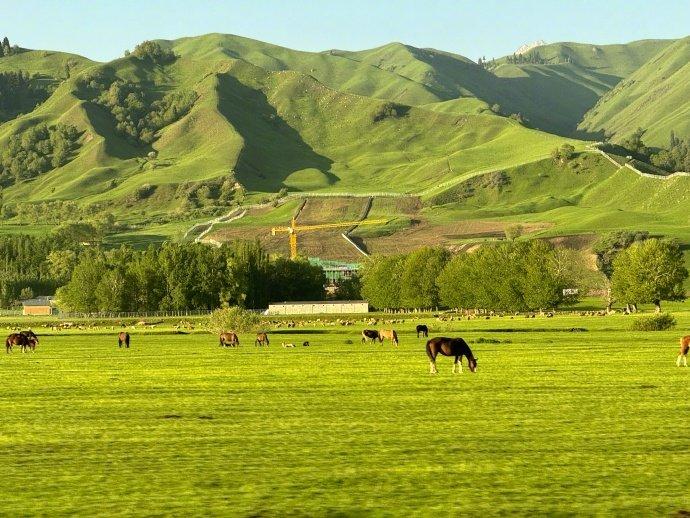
<box><xmin>220</xmin><ymin>332</ymin><xmax>240</xmax><ymax>347</ymax></box>
<box><xmin>361</xmin><ymin>329</ymin><xmax>379</xmax><ymax>343</ymax></box>
<box><xmin>378</xmin><ymin>329</ymin><xmax>399</xmax><ymax>347</ymax></box>
<box><xmin>21</xmin><ymin>329</ymin><xmax>39</xmax><ymax>344</ymax></box>
<box><xmin>426</xmin><ymin>337</ymin><xmax>478</xmax><ymax>374</ymax></box>
<box><xmin>5</xmin><ymin>333</ymin><xmax>35</xmax><ymax>353</ymax></box>
<box><xmin>255</xmin><ymin>332</ymin><xmax>269</xmax><ymax>347</ymax></box>
<box><xmin>416</xmin><ymin>324</ymin><xmax>429</xmax><ymax>339</ymax></box>
<box><xmin>678</xmin><ymin>335</ymin><xmax>690</xmax><ymax>367</ymax></box>
<box><xmin>118</xmin><ymin>332</ymin><xmax>130</xmax><ymax>348</ymax></box>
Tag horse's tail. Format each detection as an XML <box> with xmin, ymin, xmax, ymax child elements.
<box><xmin>5</xmin><ymin>337</ymin><xmax>10</xmax><ymax>353</ymax></box>
<box><xmin>219</xmin><ymin>335</ymin><xmax>224</xmax><ymax>347</ymax></box>
<box><xmin>392</xmin><ymin>330</ymin><xmax>398</xmax><ymax>345</ymax></box>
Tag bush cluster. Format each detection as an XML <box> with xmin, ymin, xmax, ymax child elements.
<box><xmin>0</xmin><ymin>123</ymin><xmax>80</xmax><ymax>185</ymax></box>
<box><xmin>77</xmin><ymin>70</ymin><xmax>196</xmax><ymax>145</ymax></box>
<box><xmin>630</xmin><ymin>313</ymin><xmax>676</xmax><ymax>331</ymax></box>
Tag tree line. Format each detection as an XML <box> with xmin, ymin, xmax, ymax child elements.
<box><xmin>360</xmin><ymin>236</ymin><xmax>687</xmax><ymax>312</ymax></box>
<box><xmin>56</xmin><ymin>241</ymin><xmax>325</xmax><ymax>313</ymax></box>
<box><xmin>359</xmin><ymin>241</ymin><xmax>586</xmax><ymax>312</ymax></box>
<box><xmin>608</xmin><ymin>128</ymin><xmax>690</xmax><ymax>173</ymax></box>
<box><xmin>0</xmin><ymin>36</ymin><xmax>18</xmax><ymax>57</ymax></box>
<box><xmin>0</xmin><ymin>70</ymin><xmax>52</xmax><ymax>122</ymax></box>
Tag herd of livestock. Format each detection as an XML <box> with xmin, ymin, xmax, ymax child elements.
<box><xmin>5</xmin><ymin>324</ymin><xmax>690</xmax><ymax>370</ymax></box>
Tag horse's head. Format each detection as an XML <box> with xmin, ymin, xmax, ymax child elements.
<box><xmin>468</xmin><ymin>356</ymin><xmax>478</xmax><ymax>373</ymax></box>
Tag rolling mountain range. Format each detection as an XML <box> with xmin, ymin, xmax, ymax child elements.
<box><xmin>1</xmin><ymin>33</ymin><xmax>690</xmax><ymax>254</ymax></box>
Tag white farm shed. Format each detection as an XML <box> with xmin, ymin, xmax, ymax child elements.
<box><xmin>267</xmin><ymin>300</ymin><xmax>369</xmax><ymax>315</ymax></box>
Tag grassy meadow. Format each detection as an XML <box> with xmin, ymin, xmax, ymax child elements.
<box><xmin>2</xmin><ymin>310</ymin><xmax>690</xmax><ymax>515</ymax></box>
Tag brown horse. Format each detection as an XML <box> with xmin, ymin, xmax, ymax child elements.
<box><xmin>255</xmin><ymin>332</ymin><xmax>269</xmax><ymax>347</ymax></box>
<box><xmin>118</xmin><ymin>332</ymin><xmax>130</xmax><ymax>348</ymax></box>
<box><xmin>426</xmin><ymin>337</ymin><xmax>477</xmax><ymax>374</ymax></box>
<box><xmin>220</xmin><ymin>332</ymin><xmax>240</xmax><ymax>347</ymax></box>
<box><xmin>378</xmin><ymin>329</ymin><xmax>399</xmax><ymax>347</ymax></box>
<box><xmin>361</xmin><ymin>329</ymin><xmax>379</xmax><ymax>343</ymax></box>
<box><xmin>678</xmin><ymin>336</ymin><xmax>690</xmax><ymax>367</ymax></box>
<box><xmin>6</xmin><ymin>333</ymin><xmax>35</xmax><ymax>353</ymax></box>
<box><xmin>416</xmin><ymin>324</ymin><xmax>429</xmax><ymax>338</ymax></box>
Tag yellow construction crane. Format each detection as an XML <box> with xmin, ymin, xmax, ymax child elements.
<box><xmin>271</xmin><ymin>217</ymin><xmax>388</xmax><ymax>260</ymax></box>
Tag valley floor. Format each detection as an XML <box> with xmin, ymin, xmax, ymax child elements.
<box><xmin>1</xmin><ymin>312</ymin><xmax>689</xmax><ymax>515</ymax></box>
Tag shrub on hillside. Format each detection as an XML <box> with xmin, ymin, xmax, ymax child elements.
<box><xmin>132</xmin><ymin>41</ymin><xmax>176</xmax><ymax>65</ymax></box>
<box><xmin>630</xmin><ymin>313</ymin><xmax>676</xmax><ymax>331</ymax></box>
<box><xmin>371</xmin><ymin>102</ymin><xmax>409</xmax><ymax>122</ymax></box>
<box><xmin>76</xmin><ymin>71</ymin><xmax>196</xmax><ymax>145</ymax></box>
<box><xmin>0</xmin><ymin>123</ymin><xmax>80</xmax><ymax>186</ymax></box>
<box><xmin>208</xmin><ymin>306</ymin><xmax>261</xmax><ymax>334</ymax></box>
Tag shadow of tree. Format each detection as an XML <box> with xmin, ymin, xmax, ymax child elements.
<box><xmin>216</xmin><ymin>73</ymin><xmax>333</xmax><ymax>191</ymax></box>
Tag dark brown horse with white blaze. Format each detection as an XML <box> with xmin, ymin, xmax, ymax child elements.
<box><xmin>118</xmin><ymin>332</ymin><xmax>130</xmax><ymax>348</ymax></box>
<box><xmin>220</xmin><ymin>332</ymin><xmax>240</xmax><ymax>347</ymax></box>
<box><xmin>678</xmin><ymin>335</ymin><xmax>690</xmax><ymax>367</ymax></box>
<box><xmin>426</xmin><ymin>337</ymin><xmax>477</xmax><ymax>374</ymax></box>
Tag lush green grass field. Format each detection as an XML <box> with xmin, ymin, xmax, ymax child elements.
<box><xmin>2</xmin><ymin>313</ymin><xmax>689</xmax><ymax>515</ymax></box>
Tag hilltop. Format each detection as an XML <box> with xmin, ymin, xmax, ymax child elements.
<box><xmin>579</xmin><ymin>36</ymin><xmax>690</xmax><ymax>146</ymax></box>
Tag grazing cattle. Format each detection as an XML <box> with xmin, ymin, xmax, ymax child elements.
<box><xmin>5</xmin><ymin>333</ymin><xmax>36</xmax><ymax>353</ymax></box>
<box><xmin>118</xmin><ymin>332</ymin><xmax>130</xmax><ymax>349</ymax></box>
<box><xmin>416</xmin><ymin>324</ymin><xmax>429</xmax><ymax>339</ymax></box>
<box><xmin>426</xmin><ymin>337</ymin><xmax>478</xmax><ymax>374</ymax></box>
<box><xmin>378</xmin><ymin>329</ymin><xmax>399</xmax><ymax>347</ymax></box>
<box><xmin>255</xmin><ymin>333</ymin><xmax>270</xmax><ymax>347</ymax></box>
<box><xmin>219</xmin><ymin>332</ymin><xmax>240</xmax><ymax>347</ymax></box>
<box><xmin>678</xmin><ymin>335</ymin><xmax>690</xmax><ymax>367</ymax></box>
<box><xmin>361</xmin><ymin>329</ymin><xmax>379</xmax><ymax>343</ymax></box>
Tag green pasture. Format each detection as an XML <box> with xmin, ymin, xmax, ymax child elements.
<box><xmin>2</xmin><ymin>312</ymin><xmax>689</xmax><ymax>515</ymax></box>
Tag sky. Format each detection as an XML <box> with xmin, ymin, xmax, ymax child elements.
<box><xmin>4</xmin><ymin>0</ymin><xmax>690</xmax><ymax>62</ymax></box>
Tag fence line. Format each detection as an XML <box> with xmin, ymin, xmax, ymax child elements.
<box><xmin>39</xmin><ymin>309</ymin><xmax>215</xmax><ymax>320</ymax></box>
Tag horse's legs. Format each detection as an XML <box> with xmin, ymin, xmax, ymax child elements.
<box><xmin>678</xmin><ymin>355</ymin><xmax>682</xmax><ymax>367</ymax></box>
<box><xmin>429</xmin><ymin>360</ymin><xmax>437</xmax><ymax>374</ymax></box>
<box><xmin>453</xmin><ymin>356</ymin><xmax>462</xmax><ymax>374</ymax></box>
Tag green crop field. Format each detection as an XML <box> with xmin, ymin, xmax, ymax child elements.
<box><xmin>2</xmin><ymin>311</ymin><xmax>690</xmax><ymax>515</ymax></box>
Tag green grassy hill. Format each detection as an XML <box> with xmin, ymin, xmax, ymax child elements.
<box><xmin>1</xmin><ymin>33</ymin><xmax>690</xmax><ymax>253</ymax></box>
<box><xmin>579</xmin><ymin>37</ymin><xmax>690</xmax><ymax>146</ymax></box>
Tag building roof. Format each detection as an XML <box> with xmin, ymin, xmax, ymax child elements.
<box><xmin>21</xmin><ymin>296</ymin><xmax>55</xmax><ymax>307</ymax></box>
<box><xmin>269</xmin><ymin>300</ymin><xmax>368</xmax><ymax>305</ymax></box>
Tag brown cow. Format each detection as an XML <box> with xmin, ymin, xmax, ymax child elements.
<box><xmin>678</xmin><ymin>336</ymin><xmax>690</xmax><ymax>367</ymax></box>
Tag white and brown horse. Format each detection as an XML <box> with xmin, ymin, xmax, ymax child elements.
<box><xmin>220</xmin><ymin>332</ymin><xmax>240</xmax><ymax>347</ymax></box>
<box><xmin>361</xmin><ymin>329</ymin><xmax>379</xmax><ymax>343</ymax></box>
<box><xmin>678</xmin><ymin>335</ymin><xmax>690</xmax><ymax>367</ymax></box>
<box><xmin>378</xmin><ymin>329</ymin><xmax>399</xmax><ymax>347</ymax></box>
<box><xmin>426</xmin><ymin>337</ymin><xmax>477</xmax><ymax>374</ymax></box>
